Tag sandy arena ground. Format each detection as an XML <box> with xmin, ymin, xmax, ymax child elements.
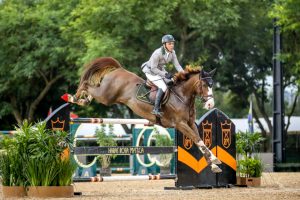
<box><xmin>1</xmin><ymin>172</ymin><xmax>300</xmax><ymax>200</ymax></box>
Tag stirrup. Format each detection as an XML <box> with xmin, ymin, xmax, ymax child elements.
<box><xmin>151</xmin><ymin>109</ymin><xmax>163</xmax><ymax>117</ymax></box>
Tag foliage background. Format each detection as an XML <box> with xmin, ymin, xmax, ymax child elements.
<box><xmin>0</xmin><ymin>0</ymin><xmax>299</xmax><ymax>151</ymax></box>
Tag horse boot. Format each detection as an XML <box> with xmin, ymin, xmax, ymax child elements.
<box><xmin>151</xmin><ymin>88</ymin><xmax>164</xmax><ymax>117</ymax></box>
<box><xmin>199</xmin><ymin>145</ymin><xmax>222</xmax><ymax>173</ymax></box>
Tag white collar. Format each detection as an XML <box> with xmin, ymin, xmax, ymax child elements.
<box><xmin>164</xmin><ymin>46</ymin><xmax>173</xmax><ymax>54</ymax></box>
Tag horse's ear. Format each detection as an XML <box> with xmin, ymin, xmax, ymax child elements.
<box><xmin>200</xmin><ymin>70</ymin><xmax>205</xmax><ymax>78</ymax></box>
<box><xmin>209</xmin><ymin>68</ymin><xmax>217</xmax><ymax>77</ymax></box>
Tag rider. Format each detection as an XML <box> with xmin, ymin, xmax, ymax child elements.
<box><xmin>141</xmin><ymin>34</ymin><xmax>184</xmax><ymax>117</ymax></box>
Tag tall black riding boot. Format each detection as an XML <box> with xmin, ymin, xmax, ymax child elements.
<box><xmin>151</xmin><ymin>88</ymin><xmax>164</xmax><ymax>117</ymax></box>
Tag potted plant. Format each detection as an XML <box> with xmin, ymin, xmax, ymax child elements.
<box><xmin>0</xmin><ymin>121</ymin><xmax>77</xmax><ymax>198</ymax></box>
<box><xmin>0</xmin><ymin>136</ymin><xmax>27</xmax><ymax>198</ymax></box>
<box><xmin>236</xmin><ymin>131</ymin><xmax>264</xmax><ymax>187</ymax></box>
<box><xmin>154</xmin><ymin>128</ymin><xmax>174</xmax><ymax>174</ymax></box>
<box><xmin>96</xmin><ymin>124</ymin><xmax>117</xmax><ymax>176</ymax></box>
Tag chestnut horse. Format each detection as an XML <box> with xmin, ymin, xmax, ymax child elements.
<box><xmin>65</xmin><ymin>57</ymin><xmax>222</xmax><ymax>173</ymax></box>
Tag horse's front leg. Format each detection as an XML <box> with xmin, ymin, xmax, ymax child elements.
<box><xmin>190</xmin><ymin>123</ymin><xmax>222</xmax><ymax>165</ymax></box>
<box><xmin>177</xmin><ymin>122</ymin><xmax>222</xmax><ymax>173</ymax></box>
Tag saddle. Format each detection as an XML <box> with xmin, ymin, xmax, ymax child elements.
<box><xmin>136</xmin><ymin>80</ymin><xmax>170</xmax><ymax>105</ymax></box>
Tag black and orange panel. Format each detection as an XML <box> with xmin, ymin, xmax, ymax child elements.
<box><xmin>45</xmin><ymin>103</ymin><xmax>70</xmax><ymax>132</ymax></box>
<box><xmin>176</xmin><ymin>108</ymin><xmax>236</xmax><ymax>188</ymax></box>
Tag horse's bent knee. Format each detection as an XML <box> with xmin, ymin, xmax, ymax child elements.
<box><xmin>77</xmin><ymin>99</ymin><xmax>90</xmax><ymax>106</ymax></box>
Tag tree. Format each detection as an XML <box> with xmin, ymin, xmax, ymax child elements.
<box><xmin>63</xmin><ymin>0</ymin><xmax>242</xmax><ymax>120</ymax></box>
<box><xmin>2</xmin><ymin>0</ymin><xmax>295</xmax><ymax>143</ymax></box>
<box><xmin>269</xmin><ymin>0</ymin><xmax>300</xmax><ymax>132</ymax></box>
<box><xmin>0</xmin><ymin>0</ymin><xmax>78</xmax><ymax>126</ymax></box>
<box><xmin>198</xmin><ymin>1</ymin><xmax>274</xmax><ymax>138</ymax></box>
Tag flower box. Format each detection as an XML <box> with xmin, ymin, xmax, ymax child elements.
<box><xmin>236</xmin><ymin>176</ymin><xmax>261</xmax><ymax>187</ymax></box>
<box><xmin>2</xmin><ymin>186</ymin><xmax>26</xmax><ymax>198</ymax></box>
<box><xmin>27</xmin><ymin>185</ymin><xmax>74</xmax><ymax>198</ymax></box>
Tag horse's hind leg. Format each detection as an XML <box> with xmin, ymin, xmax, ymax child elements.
<box><xmin>176</xmin><ymin>122</ymin><xmax>222</xmax><ymax>173</ymax></box>
<box><xmin>66</xmin><ymin>91</ymin><xmax>93</xmax><ymax>106</ymax></box>
<box><xmin>63</xmin><ymin>81</ymin><xmax>93</xmax><ymax>106</ymax></box>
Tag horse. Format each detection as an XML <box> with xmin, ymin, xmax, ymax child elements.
<box><xmin>64</xmin><ymin>57</ymin><xmax>222</xmax><ymax>173</ymax></box>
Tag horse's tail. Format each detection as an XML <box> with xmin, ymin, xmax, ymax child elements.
<box><xmin>75</xmin><ymin>57</ymin><xmax>122</xmax><ymax>98</ymax></box>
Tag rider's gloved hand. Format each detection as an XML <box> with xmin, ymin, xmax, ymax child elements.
<box><xmin>165</xmin><ymin>72</ymin><xmax>173</xmax><ymax>79</ymax></box>
<box><xmin>165</xmin><ymin>78</ymin><xmax>174</xmax><ymax>86</ymax></box>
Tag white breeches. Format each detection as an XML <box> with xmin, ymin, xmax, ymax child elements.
<box><xmin>145</xmin><ymin>73</ymin><xmax>167</xmax><ymax>92</ymax></box>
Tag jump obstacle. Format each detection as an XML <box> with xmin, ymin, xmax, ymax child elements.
<box><xmin>0</xmin><ymin>130</ymin><xmax>17</xmax><ymax>135</ymax></box>
<box><xmin>69</xmin><ymin>114</ymin><xmax>176</xmax><ymax>176</ymax></box>
<box><xmin>73</xmin><ymin>174</ymin><xmax>177</xmax><ymax>182</ymax></box>
<box><xmin>45</xmin><ymin>103</ymin><xmax>237</xmax><ymax>188</ymax></box>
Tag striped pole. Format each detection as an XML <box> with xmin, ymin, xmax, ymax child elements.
<box><xmin>75</xmin><ymin>135</ymin><xmax>131</xmax><ymax>141</ymax></box>
<box><xmin>111</xmin><ymin>167</ymin><xmax>132</xmax><ymax>173</ymax></box>
<box><xmin>73</xmin><ymin>174</ymin><xmax>176</xmax><ymax>182</ymax></box>
<box><xmin>71</xmin><ymin>118</ymin><xmax>153</xmax><ymax>126</ymax></box>
<box><xmin>0</xmin><ymin>130</ymin><xmax>17</xmax><ymax>135</ymax></box>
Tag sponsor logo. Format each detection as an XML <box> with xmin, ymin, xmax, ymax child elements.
<box><xmin>51</xmin><ymin>117</ymin><xmax>65</xmax><ymax>131</ymax></box>
<box><xmin>202</xmin><ymin>120</ymin><xmax>212</xmax><ymax>148</ymax></box>
<box><xmin>183</xmin><ymin>135</ymin><xmax>193</xmax><ymax>150</ymax></box>
<box><xmin>221</xmin><ymin>120</ymin><xmax>231</xmax><ymax>148</ymax></box>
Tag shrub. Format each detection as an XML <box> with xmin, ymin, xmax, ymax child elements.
<box><xmin>0</xmin><ymin>121</ymin><xmax>76</xmax><ymax>186</ymax></box>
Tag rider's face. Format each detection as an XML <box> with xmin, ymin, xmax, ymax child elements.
<box><xmin>165</xmin><ymin>42</ymin><xmax>174</xmax><ymax>52</ymax></box>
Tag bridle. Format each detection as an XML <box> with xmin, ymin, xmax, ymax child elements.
<box><xmin>172</xmin><ymin>70</ymin><xmax>215</xmax><ymax>104</ymax></box>
<box><xmin>198</xmin><ymin>75</ymin><xmax>214</xmax><ymax>103</ymax></box>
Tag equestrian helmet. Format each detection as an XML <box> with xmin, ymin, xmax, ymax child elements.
<box><xmin>162</xmin><ymin>34</ymin><xmax>175</xmax><ymax>44</ymax></box>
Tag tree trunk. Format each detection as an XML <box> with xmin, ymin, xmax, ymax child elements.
<box><xmin>178</xmin><ymin>28</ymin><xmax>187</xmax><ymax>62</ymax></box>
<box><xmin>10</xmin><ymin>96</ymin><xmax>23</xmax><ymax>125</ymax></box>
<box><xmin>253</xmin><ymin>108</ymin><xmax>270</xmax><ymax>152</ymax></box>
<box><xmin>27</xmin><ymin>74</ymin><xmax>63</xmax><ymax>122</ymax></box>
<box><xmin>178</xmin><ymin>28</ymin><xmax>199</xmax><ymax>62</ymax></box>
<box><xmin>253</xmin><ymin>91</ymin><xmax>273</xmax><ymax>152</ymax></box>
<box><xmin>284</xmin><ymin>88</ymin><xmax>299</xmax><ymax>133</ymax></box>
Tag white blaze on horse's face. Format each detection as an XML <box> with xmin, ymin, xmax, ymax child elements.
<box><xmin>204</xmin><ymin>87</ymin><xmax>214</xmax><ymax>110</ymax></box>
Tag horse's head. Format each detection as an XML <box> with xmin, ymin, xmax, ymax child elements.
<box><xmin>173</xmin><ymin>67</ymin><xmax>216</xmax><ymax>109</ymax></box>
<box><xmin>198</xmin><ymin>69</ymin><xmax>216</xmax><ymax>109</ymax></box>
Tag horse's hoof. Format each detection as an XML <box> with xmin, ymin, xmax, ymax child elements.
<box><xmin>211</xmin><ymin>155</ymin><xmax>222</xmax><ymax>165</ymax></box>
<box><xmin>211</xmin><ymin>164</ymin><xmax>222</xmax><ymax>173</ymax></box>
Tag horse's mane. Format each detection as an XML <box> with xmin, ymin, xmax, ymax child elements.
<box><xmin>79</xmin><ymin>57</ymin><xmax>122</xmax><ymax>87</ymax></box>
<box><xmin>173</xmin><ymin>65</ymin><xmax>201</xmax><ymax>82</ymax></box>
